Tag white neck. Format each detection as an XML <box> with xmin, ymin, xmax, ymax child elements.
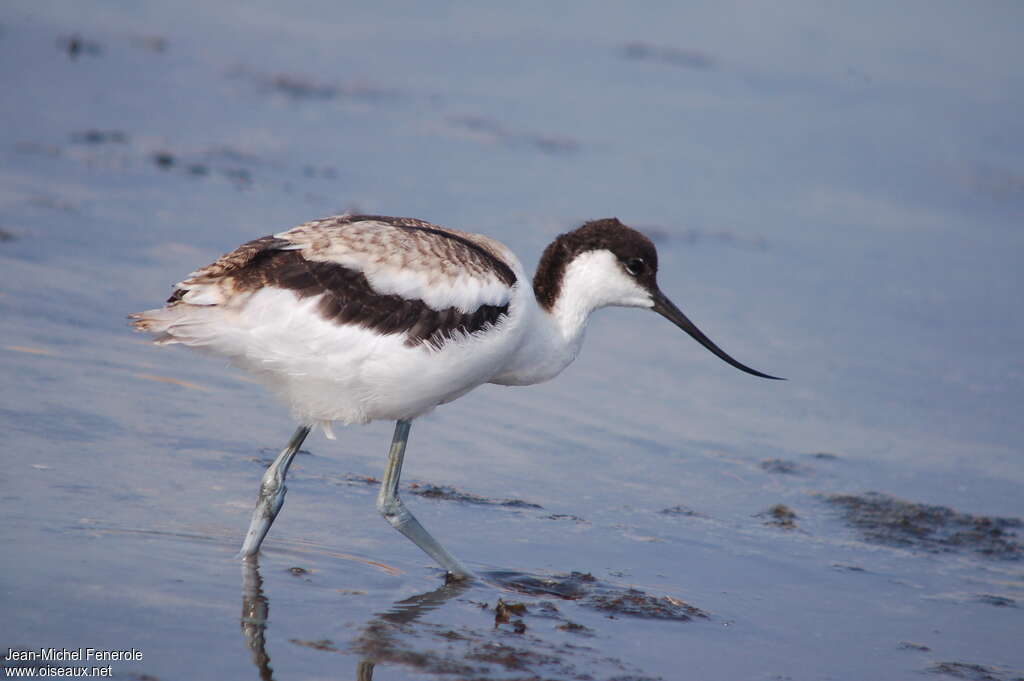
<box><xmin>490</xmin><ymin>250</ymin><xmax>652</xmax><ymax>386</ymax></box>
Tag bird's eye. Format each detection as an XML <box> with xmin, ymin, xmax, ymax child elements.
<box><xmin>624</xmin><ymin>257</ymin><xmax>644</xmax><ymax>276</ymax></box>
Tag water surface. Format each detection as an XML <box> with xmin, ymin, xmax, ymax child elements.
<box><xmin>2</xmin><ymin>2</ymin><xmax>1022</xmax><ymax>679</ymax></box>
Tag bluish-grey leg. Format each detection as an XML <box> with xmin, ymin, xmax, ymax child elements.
<box><xmin>376</xmin><ymin>420</ymin><xmax>473</xmax><ymax>580</ymax></box>
<box><xmin>238</xmin><ymin>425</ymin><xmax>312</xmax><ymax>558</ymax></box>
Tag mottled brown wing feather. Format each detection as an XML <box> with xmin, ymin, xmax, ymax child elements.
<box><xmin>166</xmin><ymin>219</ymin><xmax>513</xmax><ymax>349</ymax></box>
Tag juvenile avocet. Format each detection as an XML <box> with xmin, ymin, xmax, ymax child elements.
<box><xmin>131</xmin><ymin>215</ymin><xmax>781</xmax><ymax>580</ymax></box>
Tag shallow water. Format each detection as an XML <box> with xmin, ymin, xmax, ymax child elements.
<box><xmin>2</xmin><ymin>2</ymin><xmax>1022</xmax><ymax>680</ymax></box>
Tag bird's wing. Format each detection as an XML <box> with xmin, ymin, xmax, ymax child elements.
<box><xmin>274</xmin><ymin>215</ymin><xmax>519</xmax><ymax>312</ymax></box>
<box><xmin>161</xmin><ymin>215</ymin><xmax>520</xmax><ymax>349</ymax></box>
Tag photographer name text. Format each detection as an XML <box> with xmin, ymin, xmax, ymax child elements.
<box><xmin>4</xmin><ymin>649</ymin><xmax>142</xmax><ymax>663</ymax></box>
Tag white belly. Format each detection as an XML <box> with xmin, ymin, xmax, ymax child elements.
<box><xmin>205</xmin><ymin>288</ymin><xmax>527</xmax><ymax>425</ymax></box>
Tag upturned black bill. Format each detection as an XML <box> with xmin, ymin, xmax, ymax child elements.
<box><xmin>652</xmin><ymin>290</ymin><xmax>783</xmax><ymax>380</ymax></box>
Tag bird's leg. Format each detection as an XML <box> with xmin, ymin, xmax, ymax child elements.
<box><xmin>238</xmin><ymin>424</ymin><xmax>312</xmax><ymax>558</ymax></box>
<box><xmin>376</xmin><ymin>420</ymin><xmax>474</xmax><ymax>581</ymax></box>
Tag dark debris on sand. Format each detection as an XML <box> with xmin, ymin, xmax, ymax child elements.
<box><xmin>346</xmin><ymin>573</ymin><xmax>702</xmax><ymax>678</ymax></box>
<box><xmin>760</xmin><ymin>458</ymin><xmax>803</xmax><ymax>475</ymax></box>
<box><xmin>445</xmin><ymin>114</ymin><xmax>581</xmax><ymax>156</ymax></box>
<box><xmin>350</xmin><ymin>586</ymin><xmax>666</xmax><ymax>681</ymax></box>
<box><xmin>619</xmin><ymin>41</ymin><xmax>715</xmax><ymax>70</ymax></box>
<box><xmin>546</xmin><ymin>513</ymin><xmax>588</xmax><ymax>522</ymax></box>
<box><xmin>226</xmin><ymin>65</ymin><xmax>399</xmax><ymax>104</ymax></box>
<box><xmin>823</xmin><ymin>492</ymin><xmax>1022</xmax><ymax>560</ymax></box>
<box><xmin>927</xmin><ymin>661</ymin><xmax>1024</xmax><ymax>681</ymax></box>
<box><xmin>760</xmin><ymin>504</ymin><xmax>799</xmax><ymax>530</ymax></box>
<box><xmin>493</xmin><ymin>598</ymin><xmax>528</xmax><ymax>633</ymax></box>
<box><xmin>491</xmin><ymin>571</ymin><xmax>708</xmax><ymax>622</ymax></box>
<box><xmin>408</xmin><ymin>482</ymin><xmax>542</xmax><ymax>509</ymax></box>
<box><xmin>71</xmin><ymin>129</ymin><xmax>129</xmax><ymax>145</ymax></box>
<box><xmin>898</xmin><ymin>641</ymin><xmax>931</xmax><ymax>652</ymax></box>
<box><xmin>59</xmin><ymin>34</ymin><xmax>102</xmax><ymax>59</ymax></box>
<box><xmin>975</xmin><ymin>594</ymin><xmax>1016</xmax><ymax>608</ymax></box>
<box><xmin>352</xmin><ymin>619</ymin><xmax>605</xmax><ymax>680</ymax></box>
<box><xmin>658</xmin><ymin>505</ymin><xmax>704</xmax><ymax>517</ymax></box>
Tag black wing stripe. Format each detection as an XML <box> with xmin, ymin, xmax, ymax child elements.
<box><xmin>247</xmin><ymin>250</ymin><xmax>508</xmax><ymax>349</ymax></box>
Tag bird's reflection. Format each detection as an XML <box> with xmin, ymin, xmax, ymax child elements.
<box><xmin>240</xmin><ymin>559</ymin><xmax>274</xmax><ymax>681</ymax></box>
<box><xmin>240</xmin><ymin>558</ymin><xmax>470</xmax><ymax>681</ymax></box>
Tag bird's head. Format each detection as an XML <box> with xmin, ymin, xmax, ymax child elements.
<box><xmin>533</xmin><ymin>218</ymin><xmax>782</xmax><ymax>380</ymax></box>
